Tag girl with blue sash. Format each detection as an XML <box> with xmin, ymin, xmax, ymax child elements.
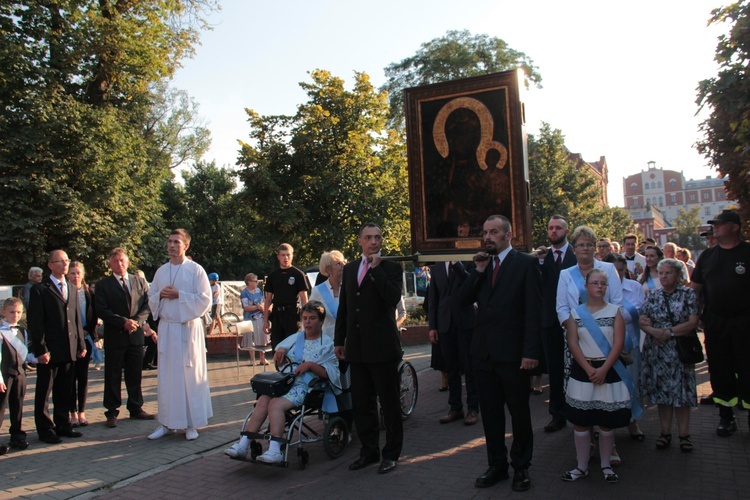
<box><xmin>224</xmin><ymin>301</ymin><xmax>340</xmax><ymax>463</ymax></box>
<box><xmin>309</xmin><ymin>251</ymin><xmax>346</xmax><ymax>340</ymax></box>
<box><xmin>562</xmin><ymin>269</ymin><xmax>631</xmax><ymax>484</ymax></box>
<box><xmin>241</xmin><ymin>273</ymin><xmax>268</xmax><ymax>365</ymax></box>
<box><xmin>638</xmin><ymin>245</ymin><xmax>663</xmax><ymax>292</ymax></box>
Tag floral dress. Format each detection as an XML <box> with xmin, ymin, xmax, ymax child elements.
<box><xmin>638</xmin><ymin>286</ymin><xmax>698</xmax><ymax>407</ymax></box>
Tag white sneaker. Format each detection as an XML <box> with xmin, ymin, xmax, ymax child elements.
<box><xmin>148</xmin><ymin>425</ymin><xmax>174</xmax><ymax>440</ymax></box>
<box><xmin>256</xmin><ymin>449</ymin><xmax>283</xmax><ymax>464</ymax></box>
<box><xmin>185</xmin><ymin>427</ymin><xmax>199</xmax><ymax>440</ymax></box>
<box><xmin>225</xmin><ymin>442</ymin><xmax>248</xmax><ymax>458</ymax></box>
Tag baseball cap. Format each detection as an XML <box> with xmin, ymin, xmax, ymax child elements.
<box><xmin>707</xmin><ymin>209</ymin><xmax>741</xmax><ymax>226</ymax></box>
<box><xmin>699</xmin><ymin>227</ymin><xmax>714</xmax><ymax>237</ymax></box>
<box><xmin>208</xmin><ymin>272</ymin><xmax>219</xmax><ymax>281</ymax></box>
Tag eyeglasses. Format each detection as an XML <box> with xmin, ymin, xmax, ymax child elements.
<box><xmin>587</xmin><ymin>281</ymin><xmax>608</xmax><ymax>287</ymax></box>
<box><xmin>574</xmin><ymin>243</ymin><xmax>595</xmax><ymax>249</ymax></box>
<box><xmin>50</xmin><ymin>259</ymin><xmax>71</xmax><ymax>264</ymax></box>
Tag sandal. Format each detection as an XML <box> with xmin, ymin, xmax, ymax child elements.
<box><xmin>602</xmin><ymin>466</ymin><xmax>619</xmax><ymax>483</ymax></box>
<box><xmin>679</xmin><ymin>435</ymin><xmax>693</xmax><ymax>453</ymax></box>
<box><xmin>610</xmin><ymin>447</ymin><xmax>621</xmax><ymax>467</ymax></box>
<box><xmin>628</xmin><ymin>422</ymin><xmax>645</xmax><ymax>441</ymax></box>
<box><xmin>562</xmin><ymin>467</ymin><xmax>589</xmax><ymax>481</ymax></box>
<box><xmin>655</xmin><ymin>433</ymin><xmax>672</xmax><ymax>449</ymax></box>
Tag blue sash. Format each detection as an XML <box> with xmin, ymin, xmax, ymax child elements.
<box><xmin>569</xmin><ymin>266</ymin><xmax>588</xmax><ymax>304</ymax></box>
<box><xmin>0</xmin><ymin>326</ymin><xmax>28</xmax><ymax>362</ymax></box>
<box><xmin>291</xmin><ymin>332</ymin><xmax>338</xmax><ymax>413</ymax></box>
<box><xmin>622</xmin><ymin>299</ymin><xmax>640</xmax><ymax>352</ymax></box>
<box><xmin>315</xmin><ymin>283</ymin><xmax>338</xmax><ymax>320</ymax></box>
<box><xmin>574</xmin><ymin>305</ymin><xmax>643</xmax><ymax>419</ymax></box>
<box><xmin>646</xmin><ymin>274</ymin><xmax>656</xmax><ymax>290</ymax></box>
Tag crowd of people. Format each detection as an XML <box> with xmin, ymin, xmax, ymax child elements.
<box><xmin>0</xmin><ymin>212</ymin><xmax>748</xmax><ymax>495</ymax></box>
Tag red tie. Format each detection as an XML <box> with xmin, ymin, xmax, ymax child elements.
<box><xmin>555</xmin><ymin>250</ymin><xmax>563</xmax><ymax>269</ymax></box>
<box><xmin>492</xmin><ymin>256</ymin><xmax>501</xmax><ymax>286</ymax></box>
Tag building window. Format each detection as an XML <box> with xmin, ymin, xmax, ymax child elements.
<box><xmin>657</xmin><ymin>181</ymin><xmax>662</xmax><ymax>188</ymax></box>
<box><xmin>631</xmin><ymin>183</ymin><xmax>638</xmax><ymax>192</ymax></box>
<box><xmin>659</xmin><ymin>196</ymin><xmax>664</xmax><ymax>206</ymax></box>
<box><xmin>705</xmin><ymin>207</ymin><xmax>711</xmax><ymax>216</ymax></box>
<box><xmin>652</xmin><ymin>197</ymin><xmax>657</xmax><ymax>205</ymax></box>
<box><xmin>670</xmin><ymin>194</ymin><xmax>676</xmax><ymax>203</ymax></box>
<box><xmin>703</xmin><ymin>192</ymin><xmax>710</xmax><ymax>200</ymax></box>
<box><xmin>689</xmin><ymin>193</ymin><xmax>696</xmax><ymax>202</ymax></box>
<box><xmin>669</xmin><ymin>179</ymin><xmax>677</xmax><ymax>187</ymax></box>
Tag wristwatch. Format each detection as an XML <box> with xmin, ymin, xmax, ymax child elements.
<box><xmin>669</xmin><ymin>329</ymin><xmax>675</xmax><ymax>338</ymax></box>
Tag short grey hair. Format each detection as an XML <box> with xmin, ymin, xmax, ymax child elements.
<box><xmin>658</xmin><ymin>258</ymin><xmax>686</xmax><ymax>284</ymax></box>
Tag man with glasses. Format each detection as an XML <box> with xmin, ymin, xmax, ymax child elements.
<box><xmin>28</xmin><ymin>250</ymin><xmax>86</xmax><ymax>444</ymax></box>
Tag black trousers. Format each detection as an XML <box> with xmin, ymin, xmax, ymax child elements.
<box><xmin>73</xmin><ymin>337</ymin><xmax>93</xmax><ymax>412</ymax></box>
<box><xmin>704</xmin><ymin>312</ymin><xmax>750</xmax><ymax>409</ymax></box>
<box><xmin>35</xmin><ymin>360</ymin><xmax>75</xmax><ymax>436</ymax></box>
<box><xmin>104</xmin><ymin>344</ymin><xmax>145</xmax><ymax>418</ymax></box>
<box><xmin>439</xmin><ymin>324</ymin><xmax>478</xmax><ymax>412</ymax></box>
<box><xmin>270</xmin><ymin>307</ymin><xmax>299</xmax><ymax>350</ymax></box>
<box><xmin>474</xmin><ymin>360</ymin><xmax>533</xmax><ymax>471</ymax></box>
<box><xmin>0</xmin><ymin>371</ymin><xmax>27</xmax><ymax>441</ymax></box>
<box><xmin>541</xmin><ymin>324</ymin><xmax>566</xmax><ymax>422</ymax></box>
<box><xmin>350</xmin><ymin>360</ymin><xmax>403</xmax><ymax>461</ymax></box>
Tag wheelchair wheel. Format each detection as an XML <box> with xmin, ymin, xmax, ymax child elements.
<box><xmin>297</xmin><ymin>447</ymin><xmax>309</xmax><ymax>469</ymax></box>
<box><xmin>323</xmin><ymin>416</ymin><xmax>350</xmax><ymax>459</ymax></box>
<box><xmin>221</xmin><ymin>312</ymin><xmax>240</xmax><ymax>328</ymax></box>
<box><xmin>399</xmin><ymin>360</ymin><xmax>418</xmax><ymax>418</ymax></box>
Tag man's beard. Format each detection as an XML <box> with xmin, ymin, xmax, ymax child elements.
<box><xmin>485</xmin><ymin>243</ymin><xmax>499</xmax><ymax>255</ymax></box>
<box><xmin>549</xmin><ymin>234</ymin><xmax>566</xmax><ymax>246</ymax></box>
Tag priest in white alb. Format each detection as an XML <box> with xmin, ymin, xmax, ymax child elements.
<box><xmin>147</xmin><ymin>228</ymin><xmax>213</xmax><ymax>440</ymax></box>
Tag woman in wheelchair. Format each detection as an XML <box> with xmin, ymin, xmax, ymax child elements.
<box><xmin>225</xmin><ymin>300</ymin><xmax>340</xmax><ymax>463</ymax></box>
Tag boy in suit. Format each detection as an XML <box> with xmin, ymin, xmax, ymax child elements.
<box><xmin>0</xmin><ymin>297</ymin><xmax>31</xmax><ymax>452</ymax></box>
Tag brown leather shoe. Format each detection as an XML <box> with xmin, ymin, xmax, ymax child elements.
<box><xmin>439</xmin><ymin>410</ymin><xmax>464</xmax><ymax>424</ymax></box>
<box><xmin>464</xmin><ymin>409</ymin><xmax>479</xmax><ymax>426</ymax></box>
<box><xmin>106</xmin><ymin>417</ymin><xmax>118</xmax><ymax>428</ymax></box>
<box><xmin>130</xmin><ymin>411</ymin><xmax>156</xmax><ymax>420</ymax></box>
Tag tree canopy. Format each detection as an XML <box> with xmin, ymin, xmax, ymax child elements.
<box><xmin>696</xmin><ymin>1</ymin><xmax>750</xmax><ymax>227</ymax></box>
<box><xmin>236</xmin><ymin>70</ymin><xmax>410</xmax><ymax>272</ymax></box>
<box><xmin>0</xmin><ymin>0</ymin><xmax>215</xmax><ymax>282</ymax></box>
<box><xmin>381</xmin><ymin>30</ymin><xmax>542</xmax><ymax>129</ymax></box>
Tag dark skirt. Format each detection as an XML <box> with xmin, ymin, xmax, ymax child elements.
<box><xmin>564</xmin><ymin>359</ymin><xmax>631</xmax><ymax>429</ymax></box>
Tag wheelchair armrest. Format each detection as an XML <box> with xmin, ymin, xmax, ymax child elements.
<box><xmin>308</xmin><ymin>378</ymin><xmax>328</xmax><ymax>390</ymax></box>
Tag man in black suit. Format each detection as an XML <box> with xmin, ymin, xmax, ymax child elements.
<box><xmin>428</xmin><ymin>260</ymin><xmax>478</xmax><ymax>425</ymax></box>
<box><xmin>536</xmin><ymin>215</ymin><xmax>577</xmax><ymax>432</ymax></box>
<box><xmin>95</xmin><ymin>248</ymin><xmax>155</xmax><ymax>428</ymax></box>
<box><xmin>28</xmin><ymin>250</ymin><xmax>86</xmax><ymax>444</ymax></box>
<box><xmin>335</xmin><ymin>223</ymin><xmax>403</xmax><ymax>475</ymax></box>
<box><xmin>460</xmin><ymin>215</ymin><xmax>542</xmax><ymax>492</ymax></box>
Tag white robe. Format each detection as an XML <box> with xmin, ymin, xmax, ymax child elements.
<box><xmin>148</xmin><ymin>259</ymin><xmax>213</xmax><ymax>429</ymax></box>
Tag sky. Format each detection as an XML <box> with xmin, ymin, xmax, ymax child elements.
<box><xmin>171</xmin><ymin>0</ymin><xmax>726</xmax><ymax>208</ymax></box>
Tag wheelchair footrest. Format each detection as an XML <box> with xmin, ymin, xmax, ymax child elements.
<box><xmin>241</xmin><ymin>431</ymin><xmax>288</xmax><ymax>445</ymax></box>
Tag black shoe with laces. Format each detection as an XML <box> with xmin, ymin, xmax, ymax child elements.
<box><xmin>716</xmin><ymin>417</ymin><xmax>737</xmax><ymax>437</ymax></box>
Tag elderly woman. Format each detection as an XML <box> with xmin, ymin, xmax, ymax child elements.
<box><xmin>675</xmin><ymin>248</ymin><xmax>695</xmax><ymax>279</ymax></box>
<box><xmin>605</xmin><ymin>253</ymin><xmax>646</xmax><ymax>441</ymax></box>
<box><xmin>225</xmin><ymin>301</ymin><xmax>340</xmax><ymax>463</ymax></box>
<box><xmin>562</xmin><ymin>269</ymin><xmax>630</xmax><ymax>483</ymax></box>
<box><xmin>309</xmin><ymin>251</ymin><xmax>346</xmax><ymax>339</ymax></box>
<box><xmin>557</xmin><ymin>226</ymin><xmax>624</xmax><ymax>465</ymax></box>
<box><xmin>241</xmin><ymin>273</ymin><xmax>267</xmax><ymax>365</ymax></box>
<box><xmin>638</xmin><ymin>258</ymin><xmax>699</xmax><ymax>452</ymax></box>
<box><xmin>67</xmin><ymin>261</ymin><xmax>98</xmax><ymax>427</ymax></box>
<box><xmin>638</xmin><ymin>245</ymin><xmax>664</xmax><ymax>292</ymax></box>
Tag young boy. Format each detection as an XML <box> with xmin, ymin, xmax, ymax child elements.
<box><xmin>0</xmin><ymin>297</ymin><xmax>31</xmax><ymax>453</ymax></box>
<box><xmin>208</xmin><ymin>273</ymin><xmax>226</xmax><ymax>335</ymax></box>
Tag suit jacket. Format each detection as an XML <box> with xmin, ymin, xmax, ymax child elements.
<box><xmin>540</xmin><ymin>246</ymin><xmax>577</xmax><ymax>328</ymax></box>
<box><xmin>459</xmin><ymin>249</ymin><xmax>543</xmax><ymax>365</ymax></box>
<box><xmin>95</xmin><ymin>273</ymin><xmax>150</xmax><ymax>349</ymax></box>
<box><xmin>427</xmin><ymin>261</ymin><xmax>476</xmax><ymax>333</ymax></box>
<box><xmin>28</xmin><ymin>277</ymin><xmax>85</xmax><ymax>362</ymax></box>
<box><xmin>79</xmin><ymin>287</ymin><xmax>98</xmax><ymax>339</ymax></box>
<box><xmin>334</xmin><ymin>259</ymin><xmax>402</xmax><ymax>363</ymax></box>
<box><xmin>1</xmin><ymin>326</ymin><xmax>26</xmax><ymax>378</ymax></box>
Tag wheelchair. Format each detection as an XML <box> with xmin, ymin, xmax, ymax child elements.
<box><xmin>229</xmin><ymin>373</ymin><xmax>351</xmax><ymax>469</ymax></box>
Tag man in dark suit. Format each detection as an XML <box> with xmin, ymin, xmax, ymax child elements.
<box><xmin>95</xmin><ymin>247</ymin><xmax>155</xmax><ymax>428</ymax></box>
<box><xmin>536</xmin><ymin>215</ymin><xmax>577</xmax><ymax>432</ymax></box>
<box><xmin>460</xmin><ymin>215</ymin><xmax>542</xmax><ymax>492</ymax></box>
<box><xmin>335</xmin><ymin>223</ymin><xmax>403</xmax><ymax>475</ymax></box>
<box><xmin>28</xmin><ymin>250</ymin><xmax>86</xmax><ymax>444</ymax></box>
<box><xmin>428</xmin><ymin>260</ymin><xmax>478</xmax><ymax>425</ymax></box>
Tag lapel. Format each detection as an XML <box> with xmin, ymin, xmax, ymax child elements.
<box><xmin>109</xmin><ymin>274</ymin><xmax>131</xmax><ymax>311</ymax></box>
<box><xmin>45</xmin><ymin>277</ymin><xmax>66</xmax><ymax>304</ymax></box>
<box><xmin>495</xmin><ymin>249</ymin><xmax>515</xmax><ymax>286</ymax></box>
<box><xmin>563</xmin><ymin>247</ymin><xmax>577</xmax><ymax>268</ymax></box>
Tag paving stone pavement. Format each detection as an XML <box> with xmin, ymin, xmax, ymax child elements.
<box><xmin>1</xmin><ymin>342</ymin><xmax>749</xmax><ymax>499</ymax></box>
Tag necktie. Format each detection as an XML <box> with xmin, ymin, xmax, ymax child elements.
<box><xmin>555</xmin><ymin>250</ymin><xmax>563</xmax><ymax>269</ymax></box>
<box><xmin>59</xmin><ymin>281</ymin><xmax>67</xmax><ymax>301</ymax></box>
<box><xmin>358</xmin><ymin>259</ymin><xmax>369</xmax><ymax>286</ymax></box>
<box><xmin>121</xmin><ymin>277</ymin><xmax>132</xmax><ymax>306</ymax></box>
<box><xmin>492</xmin><ymin>256</ymin><xmax>501</xmax><ymax>286</ymax></box>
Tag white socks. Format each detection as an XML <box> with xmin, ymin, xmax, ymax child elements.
<box><xmin>598</xmin><ymin>429</ymin><xmax>615</xmax><ymax>468</ymax></box>
<box><xmin>574</xmin><ymin>429</ymin><xmax>591</xmax><ymax>471</ymax></box>
<box><xmin>268</xmin><ymin>440</ymin><xmax>281</xmax><ymax>454</ymax></box>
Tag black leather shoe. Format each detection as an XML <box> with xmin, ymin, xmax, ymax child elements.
<box><xmin>9</xmin><ymin>439</ymin><xmax>29</xmax><ymax>450</ymax></box>
<box><xmin>512</xmin><ymin>468</ymin><xmax>531</xmax><ymax>492</ymax></box>
<box><xmin>0</xmin><ymin>444</ymin><xmax>7</xmax><ymax>456</ymax></box>
<box><xmin>475</xmin><ymin>466</ymin><xmax>509</xmax><ymax>488</ymax></box>
<box><xmin>56</xmin><ymin>429</ymin><xmax>83</xmax><ymax>438</ymax></box>
<box><xmin>716</xmin><ymin>417</ymin><xmax>737</xmax><ymax>437</ymax></box>
<box><xmin>378</xmin><ymin>459</ymin><xmax>397</xmax><ymax>474</ymax></box>
<box><xmin>349</xmin><ymin>455</ymin><xmax>379</xmax><ymax>471</ymax></box>
<box><xmin>39</xmin><ymin>434</ymin><xmax>62</xmax><ymax>444</ymax></box>
<box><xmin>544</xmin><ymin>419</ymin><xmax>566</xmax><ymax>433</ymax></box>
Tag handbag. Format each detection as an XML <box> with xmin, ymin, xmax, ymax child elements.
<box><xmin>250</xmin><ymin>371</ymin><xmax>295</xmax><ymax>397</ymax></box>
<box><xmin>662</xmin><ymin>290</ymin><xmax>704</xmax><ymax>365</ymax></box>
